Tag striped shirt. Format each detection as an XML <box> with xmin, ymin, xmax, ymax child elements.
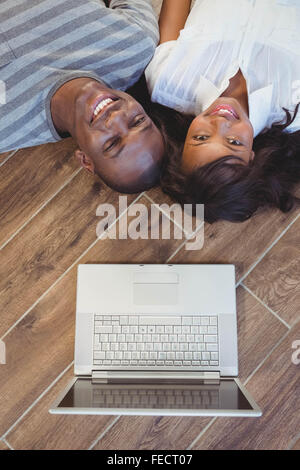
<box><xmin>0</xmin><ymin>0</ymin><xmax>159</xmax><ymax>153</ymax></box>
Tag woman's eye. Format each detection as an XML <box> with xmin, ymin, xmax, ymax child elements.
<box><xmin>228</xmin><ymin>138</ymin><xmax>242</xmax><ymax>146</ymax></box>
<box><xmin>193</xmin><ymin>135</ymin><xmax>209</xmax><ymax>141</ymax></box>
<box><xmin>132</xmin><ymin>116</ymin><xmax>146</xmax><ymax>127</ymax></box>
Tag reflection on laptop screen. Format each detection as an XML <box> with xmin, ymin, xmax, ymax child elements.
<box><xmin>57</xmin><ymin>379</ymin><xmax>253</xmax><ymax>411</ymax></box>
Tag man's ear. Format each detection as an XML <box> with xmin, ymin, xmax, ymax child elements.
<box><xmin>74</xmin><ymin>149</ymin><xmax>95</xmax><ymax>174</ymax></box>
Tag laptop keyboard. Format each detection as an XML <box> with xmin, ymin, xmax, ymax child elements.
<box><xmin>93</xmin><ymin>315</ymin><xmax>219</xmax><ymax>369</ymax></box>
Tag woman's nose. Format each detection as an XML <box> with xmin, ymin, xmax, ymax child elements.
<box><xmin>211</xmin><ymin>116</ymin><xmax>232</xmax><ymax>133</ymax></box>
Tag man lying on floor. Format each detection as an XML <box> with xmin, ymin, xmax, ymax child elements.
<box><xmin>0</xmin><ymin>0</ymin><xmax>164</xmax><ymax>193</ymax></box>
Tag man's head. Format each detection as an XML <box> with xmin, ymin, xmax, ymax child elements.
<box><xmin>52</xmin><ymin>79</ymin><xmax>165</xmax><ymax>193</ymax></box>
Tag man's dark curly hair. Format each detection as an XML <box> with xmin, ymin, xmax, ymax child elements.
<box><xmin>127</xmin><ymin>75</ymin><xmax>300</xmax><ymax>223</ymax></box>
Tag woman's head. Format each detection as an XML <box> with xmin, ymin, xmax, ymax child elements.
<box><xmin>149</xmin><ymin>101</ymin><xmax>300</xmax><ymax>223</ymax></box>
<box><xmin>182</xmin><ymin>97</ymin><xmax>255</xmax><ymax>174</ymax></box>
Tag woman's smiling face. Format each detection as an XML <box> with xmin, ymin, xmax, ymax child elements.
<box><xmin>182</xmin><ymin>97</ymin><xmax>255</xmax><ymax>173</ymax></box>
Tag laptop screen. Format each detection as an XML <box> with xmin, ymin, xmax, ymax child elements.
<box><xmin>55</xmin><ymin>378</ymin><xmax>254</xmax><ymax>412</ymax></box>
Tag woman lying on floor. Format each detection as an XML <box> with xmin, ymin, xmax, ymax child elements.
<box><xmin>145</xmin><ymin>0</ymin><xmax>300</xmax><ymax>223</ymax></box>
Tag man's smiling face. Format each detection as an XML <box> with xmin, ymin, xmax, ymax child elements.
<box><xmin>73</xmin><ymin>81</ymin><xmax>165</xmax><ymax>193</ymax></box>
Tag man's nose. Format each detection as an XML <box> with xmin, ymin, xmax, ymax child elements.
<box><xmin>105</xmin><ymin>109</ymin><xmax>128</xmax><ymax>135</ymax></box>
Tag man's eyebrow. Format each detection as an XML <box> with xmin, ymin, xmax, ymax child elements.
<box><xmin>140</xmin><ymin>121</ymin><xmax>153</xmax><ymax>133</ymax></box>
<box><xmin>107</xmin><ymin>121</ymin><xmax>154</xmax><ymax>159</ymax></box>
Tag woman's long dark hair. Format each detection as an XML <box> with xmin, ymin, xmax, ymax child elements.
<box><xmin>128</xmin><ymin>75</ymin><xmax>300</xmax><ymax>223</ymax></box>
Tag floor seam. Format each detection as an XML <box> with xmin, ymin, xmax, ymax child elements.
<box><xmin>2</xmin><ymin>438</ymin><xmax>14</xmax><ymax>450</ymax></box>
<box><xmin>2</xmin><ymin>182</ymin><xmax>299</xmax><ymax>449</ymax></box>
<box><xmin>186</xmin><ymin>417</ymin><xmax>217</xmax><ymax>450</ymax></box>
<box><xmin>243</xmin><ymin>327</ymin><xmax>293</xmax><ymax>386</ymax></box>
<box><xmin>88</xmin><ymin>416</ymin><xmax>121</xmax><ymax>450</ymax></box>
<box><xmin>240</xmin><ymin>283</ymin><xmax>291</xmax><ymax>330</ymax></box>
<box><xmin>0</xmin><ymin>193</ymin><xmax>143</xmax><ymax>342</ymax></box>
<box><xmin>0</xmin><ymin>149</ymin><xmax>19</xmax><ymax>168</ymax></box>
<box><xmin>1</xmin><ymin>361</ymin><xmax>74</xmax><ymax>441</ymax></box>
<box><xmin>287</xmin><ymin>431</ymin><xmax>300</xmax><ymax>450</ymax></box>
<box><xmin>237</xmin><ymin>212</ymin><xmax>300</xmax><ymax>287</ymax></box>
<box><xmin>143</xmin><ymin>193</ymin><xmax>188</xmax><ymax>236</ymax></box>
<box><xmin>166</xmin><ymin>238</ymin><xmax>188</xmax><ymax>263</ymax></box>
<box><xmin>166</xmin><ymin>219</ymin><xmax>205</xmax><ymax>263</ymax></box>
<box><xmin>185</xmin><ymin>318</ymin><xmax>299</xmax><ymax>449</ymax></box>
<box><xmin>0</xmin><ymin>167</ymin><xmax>82</xmax><ymax>251</ymax></box>
<box><xmin>143</xmin><ymin>192</ymin><xmax>204</xmax><ymax>239</ymax></box>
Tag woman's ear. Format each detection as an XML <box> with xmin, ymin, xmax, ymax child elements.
<box><xmin>74</xmin><ymin>149</ymin><xmax>95</xmax><ymax>174</ymax></box>
<box><xmin>250</xmin><ymin>150</ymin><xmax>255</xmax><ymax>162</ymax></box>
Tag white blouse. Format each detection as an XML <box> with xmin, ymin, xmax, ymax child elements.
<box><xmin>145</xmin><ymin>0</ymin><xmax>300</xmax><ymax>137</ymax></box>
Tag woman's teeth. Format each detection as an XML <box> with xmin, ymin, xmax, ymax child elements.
<box><xmin>219</xmin><ymin>109</ymin><xmax>234</xmax><ymax>116</ymax></box>
<box><xmin>93</xmin><ymin>98</ymin><xmax>114</xmax><ymax>119</ymax></box>
<box><xmin>211</xmin><ymin>106</ymin><xmax>239</xmax><ymax>119</ymax></box>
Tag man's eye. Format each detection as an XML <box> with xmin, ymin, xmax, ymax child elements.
<box><xmin>193</xmin><ymin>135</ymin><xmax>209</xmax><ymax>141</ymax></box>
<box><xmin>228</xmin><ymin>138</ymin><xmax>242</xmax><ymax>146</ymax></box>
<box><xmin>132</xmin><ymin>116</ymin><xmax>146</xmax><ymax>127</ymax></box>
<box><xmin>104</xmin><ymin>139</ymin><xmax>118</xmax><ymax>152</ymax></box>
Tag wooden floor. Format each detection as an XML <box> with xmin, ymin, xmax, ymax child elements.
<box><xmin>0</xmin><ymin>0</ymin><xmax>299</xmax><ymax>451</ymax></box>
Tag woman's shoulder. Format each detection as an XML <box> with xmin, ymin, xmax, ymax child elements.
<box><xmin>145</xmin><ymin>40</ymin><xmax>177</xmax><ymax>95</ymax></box>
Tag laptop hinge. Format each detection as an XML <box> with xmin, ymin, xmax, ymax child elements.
<box><xmin>92</xmin><ymin>370</ymin><xmax>220</xmax><ymax>384</ymax></box>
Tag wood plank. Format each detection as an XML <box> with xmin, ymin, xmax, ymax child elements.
<box><xmin>0</xmin><ymin>151</ymin><xmax>15</xmax><ymax>166</ymax></box>
<box><xmin>88</xmin><ymin>195</ymin><xmax>186</xmax><ymax>263</ymax></box>
<box><xmin>6</xmin><ymin>369</ymin><xmax>117</xmax><ymax>450</ymax></box>
<box><xmin>0</xmin><ymin>268</ymin><xmax>77</xmax><ymax>437</ymax></box>
<box><xmin>146</xmin><ymin>187</ymin><xmax>204</xmax><ymax>238</ymax></box>
<box><xmin>290</xmin><ymin>436</ymin><xmax>300</xmax><ymax>450</ymax></box>
<box><xmin>4</xmin><ymin>279</ymin><xmax>286</xmax><ymax>449</ymax></box>
<box><xmin>0</xmin><ymin>170</ymin><xmax>137</xmax><ymax>337</ymax></box>
<box><xmin>235</xmin><ymin>286</ymin><xmax>287</xmax><ymax>382</ymax></box>
<box><xmin>93</xmin><ymin>415</ymin><xmax>212</xmax><ymax>450</ymax></box>
<box><xmin>0</xmin><ymin>439</ymin><xmax>10</xmax><ymax>450</ymax></box>
<box><xmin>1</xmin><ymin>217</ymin><xmax>292</xmax><ymax>449</ymax></box>
<box><xmin>244</xmin><ymin>217</ymin><xmax>300</xmax><ymax>326</ymax></box>
<box><xmin>0</xmin><ymin>139</ymin><xmax>79</xmax><ymax>247</ymax></box>
<box><xmin>3</xmin><ymin>197</ymin><xmax>184</xmax><ymax>446</ymax></box>
<box><xmin>92</xmin><ymin>286</ymin><xmax>287</xmax><ymax>450</ymax></box>
<box><xmin>191</xmin><ymin>322</ymin><xmax>300</xmax><ymax>450</ymax></box>
<box><xmin>146</xmin><ymin>186</ymin><xmax>175</xmax><ymax>208</ymax></box>
<box><xmin>168</xmin><ymin>205</ymin><xmax>300</xmax><ymax>282</ymax></box>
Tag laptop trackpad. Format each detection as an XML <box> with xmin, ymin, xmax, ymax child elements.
<box><xmin>133</xmin><ymin>283</ymin><xmax>178</xmax><ymax>305</ymax></box>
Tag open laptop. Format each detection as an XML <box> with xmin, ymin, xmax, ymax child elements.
<box><xmin>49</xmin><ymin>264</ymin><xmax>261</xmax><ymax>417</ymax></box>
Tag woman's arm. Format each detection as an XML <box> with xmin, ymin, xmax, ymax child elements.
<box><xmin>159</xmin><ymin>0</ymin><xmax>192</xmax><ymax>44</ymax></box>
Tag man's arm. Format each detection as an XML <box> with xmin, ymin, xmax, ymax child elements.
<box><xmin>108</xmin><ymin>0</ymin><xmax>159</xmax><ymax>46</ymax></box>
<box><xmin>159</xmin><ymin>0</ymin><xmax>192</xmax><ymax>44</ymax></box>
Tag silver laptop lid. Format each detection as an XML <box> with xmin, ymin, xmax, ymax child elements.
<box><xmin>49</xmin><ymin>377</ymin><xmax>261</xmax><ymax>417</ymax></box>
<box><xmin>74</xmin><ymin>264</ymin><xmax>238</xmax><ymax>377</ymax></box>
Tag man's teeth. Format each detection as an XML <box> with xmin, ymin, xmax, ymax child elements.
<box><xmin>93</xmin><ymin>98</ymin><xmax>113</xmax><ymax>118</ymax></box>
